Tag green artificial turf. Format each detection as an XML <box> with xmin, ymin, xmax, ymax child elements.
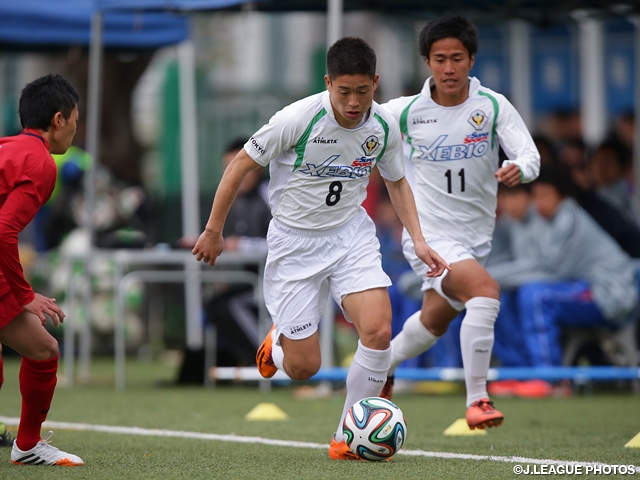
<box><xmin>0</xmin><ymin>357</ymin><xmax>638</xmax><ymax>479</ymax></box>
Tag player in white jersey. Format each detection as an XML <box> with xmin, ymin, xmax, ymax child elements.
<box><xmin>193</xmin><ymin>37</ymin><xmax>449</xmax><ymax>460</ymax></box>
<box><xmin>380</xmin><ymin>15</ymin><xmax>540</xmax><ymax>429</ymax></box>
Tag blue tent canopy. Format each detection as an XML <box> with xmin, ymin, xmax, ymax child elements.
<box><xmin>99</xmin><ymin>0</ymin><xmax>251</xmax><ymax>11</ymax></box>
<box><xmin>0</xmin><ymin>0</ymin><xmax>189</xmax><ymax>49</ymax></box>
<box><xmin>98</xmin><ymin>0</ymin><xmax>639</xmax><ymax>20</ymax></box>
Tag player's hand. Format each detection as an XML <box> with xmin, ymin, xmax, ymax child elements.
<box><xmin>414</xmin><ymin>241</ymin><xmax>451</xmax><ymax>278</ymax></box>
<box><xmin>23</xmin><ymin>293</ymin><xmax>65</xmax><ymax>327</ymax></box>
<box><xmin>192</xmin><ymin>229</ymin><xmax>224</xmax><ymax>266</ymax></box>
<box><xmin>495</xmin><ymin>163</ymin><xmax>522</xmax><ymax>187</ymax></box>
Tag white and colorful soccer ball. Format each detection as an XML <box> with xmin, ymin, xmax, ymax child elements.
<box><xmin>343</xmin><ymin>396</ymin><xmax>407</xmax><ymax>461</ymax></box>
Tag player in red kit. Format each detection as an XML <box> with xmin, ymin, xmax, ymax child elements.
<box><xmin>0</xmin><ymin>74</ymin><xmax>84</xmax><ymax>466</ymax></box>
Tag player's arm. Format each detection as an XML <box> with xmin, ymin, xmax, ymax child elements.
<box><xmin>0</xmin><ymin>180</ymin><xmax>65</xmax><ymax>325</ymax></box>
<box><xmin>383</xmin><ymin>176</ymin><xmax>450</xmax><ymax>277</ymax></box>
<box><xmin>493</xmin><ymin>96</ymin><xmax>540</xmax><ymax>187</ymax></box>
<box><xmin>193</xmin><ymin>149</ymin><xmax>262</xmax><ymax>266</ymax></box>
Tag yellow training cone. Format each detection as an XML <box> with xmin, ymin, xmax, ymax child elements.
<box><xmin>625</xmin><ymin>432</ymin><xmax>640</xmax><ymax>448</ymax></box>
<box><xmin>245</xmin><ymin>403</ymin><xmax>289</xmax><ymax>421</ymax></box>
<box><xmin>443</xmin><ymin>418</ymin><xmax>487</xmax><ymax>436</ymax></box>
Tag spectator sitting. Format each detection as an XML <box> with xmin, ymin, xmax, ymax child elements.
<box><xmin>488</xmin><ymin>164</ymin><xmax>638</xmax><ymax>371</ymax></box>
<box><xmin>589</xmin><ymin>139</ymin><xmax>638</xmax><ymax>224</ymax></box>
<box><xmin>557</xmin><ymin>138</ymin><xmax>640</xmax><ymax>258</ymax></box>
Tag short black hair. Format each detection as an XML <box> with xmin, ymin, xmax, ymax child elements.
<box><xmin>535</xmin><ymin>164</ymin><xmax>576</xmax><ymax>198</ymax></box>
<box><xmin>419</xmin><ymin>15</ymin><xmax>478</xmax><ymax>59</ymax></box>
<box><xmin>326</xmin><ymin>37</ymin><xmax>376</xmax><ymax>80</ymax></box>
<box><xmin>19</xmin><ymin>74</ymin><xmax>79</xmax><ymax>131</ymax></box>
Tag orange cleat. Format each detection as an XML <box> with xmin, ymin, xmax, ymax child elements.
<box><xmin>256</xmin><ymin>324</ymin><xmax>278</xmax><ymax>378</ymax></box>
<box><xmin>466</xmin><ymin>398</ymin><xmax>504</xmax><ymax>430</ymax></box>
<box><xmin>328</xmin><ymin>436</ymin><xmax>362</xmax><ymax>461</ymax></box>
<box><xmin>379</xmin><ymin>375</ymin><xmax>395</xmax><ymax>400</ymax></box>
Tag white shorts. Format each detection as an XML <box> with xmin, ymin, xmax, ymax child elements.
<box><xmin>402</xmin><ymin>231</ymin><xmax>492</xmax><ymax>311</ymax></box>
<box><xmin>264</xmin><ymin>208</ymin><xmax>391</xmax><ymax>341</ymax></box>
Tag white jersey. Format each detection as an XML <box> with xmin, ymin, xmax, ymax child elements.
<box><xmin>383</xmin><ymin>76</ymin><xmax>540</xmax><ymax>247</ymax></box>
<box><xmin>244</xmin><ymin>91</ymin><xmax>405</xmax><ymax>230</ymax></box>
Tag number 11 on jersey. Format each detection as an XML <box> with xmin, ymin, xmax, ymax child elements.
<box><xmin>445</xmin><ymin>168</ymin><xmax>465</xmax><ymax>194</ymax></box>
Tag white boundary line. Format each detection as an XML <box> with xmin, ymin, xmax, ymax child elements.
<box><xmin>1</xmin><ymin>416</ymin><xmax>638</xmax><ymax>472</ymax></box>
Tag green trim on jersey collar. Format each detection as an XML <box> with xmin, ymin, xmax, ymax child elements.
<box><xmin>373</xmin><ymin>113</ymin><xmax>389</xmax><ymax>164</ymax></box>
<box><xmin>293</xmin><ymin>107</ymin><xmax>328</xmax><ymax>171</ymax></box>
<box><xmin>399</xmin><ymin>95</ymin><xmax>421</xmax><ymax>159</ymax></box>
<box><xmin>478</xmin><ymin>90</ymin><xmax>499</xmax><ymax>149</ymax></box>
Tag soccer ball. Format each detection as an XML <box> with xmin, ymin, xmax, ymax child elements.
<box><xmin>342</xmin><ymin>397</ymin><xmax>407</xmax><ymax>461</ymax></box>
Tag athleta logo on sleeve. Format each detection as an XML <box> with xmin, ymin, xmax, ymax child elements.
<box><xmin>249</xmin><ymin>136</ymin><xmax>266</xmax><ymax>155</ymax></box>
<box><xmin>416</xmin><ymin>134</ymin><xmax>489</xmax><ymax>162</ymax></box>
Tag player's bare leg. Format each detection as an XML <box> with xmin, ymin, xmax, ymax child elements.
<box><xmin>330</xmin><ymin>288</ymin><xmax>392</xmax><ymax>460</ymax></box>
<box><xmin>278</xmin><ymin>332</ymin><xmax>322</xmax><ymax>381</ymax></box>
<box><xmin>0</xmin><ymin>311</ymin><xmax>84</xmax><ymax>466</ymax></box>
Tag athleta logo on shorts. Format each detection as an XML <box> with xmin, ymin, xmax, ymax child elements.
<box><xmin>416</xmin><ymin>134</ymin><xmax>489</xmax><ymax>162</ymax></box>
<box><xmin>368</xmin><ymin>376</ymin><xmax>384</xmax><ymax>383</ymax></box>
<box><xmin>250</xmin><ymin>136</ymin><xmax>266</xmax><ymax>155</ymax></box>
<box><xmin>299</xmin><ymin>154</ymin><xmax>372</xmax><ymax>178</ymax></box>
<box><xmin>290</xmin><ymin>322</ymin><xmax>312</xmax><ymax>336</ymax></box>
<box><xmin>312</xmin><ymin>136</ymin><xmax>338</xmax><ymax>144</ymax></box>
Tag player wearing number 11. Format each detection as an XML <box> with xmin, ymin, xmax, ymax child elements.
<box><xmin>380</xmin><ymin>15</ymin><xmax>540</xmax><ymax>429</ymax></box>
<box><xmin>193</xmin><ymin>37</ymin><xmax>449</xmax><ymax>460</ymax></box>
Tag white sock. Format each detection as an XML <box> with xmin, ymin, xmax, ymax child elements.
<box><xmin>335</xmin><ymin>341</ymin><xmax>391</xmax><ymax>441</ymax></box>
<box><xmin>460</xmin><ymin>297</ymin><xmax>500</xmax><ymax>407</ymax></box>
<box><xmin>270</xmin><ymin>328</ymin><xmax>285</xmax><ymax>371</ymax></box>
<box><xmin>389</xmin><ymin>311</ymin><xmax>439</xmax><ymax>374</ymax></box>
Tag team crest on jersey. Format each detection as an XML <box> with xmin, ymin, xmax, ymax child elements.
<box><xmin>361</xmin><ymin>135</ymin><xmax>380</xmax><ymax>156</ymax></box>
<box><xmin>468</xmin><ymin>110</ymin><xmax>488</xmax><ymax>130</ymax></box>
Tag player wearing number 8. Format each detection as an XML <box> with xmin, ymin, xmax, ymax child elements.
<box><xmin>193</xmin><ymin>37</ymin><xmax>450</xmax><ymax>460</ymax></box>
<box><xmin>380</xmin><ymin>15</ymin><xmax>540</xmax><ymax>429</ymax></box>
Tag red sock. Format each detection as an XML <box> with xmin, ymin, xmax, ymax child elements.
<box><xmin>16</xmin><ymin>354</ymin><xmax>58</xmax><ymax>451</ymax></box>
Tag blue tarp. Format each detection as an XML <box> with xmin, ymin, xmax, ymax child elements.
<box><xmin>0</xmin><ymin>0</ymin><xmax>189</xmax><ymax>49</ymax></box>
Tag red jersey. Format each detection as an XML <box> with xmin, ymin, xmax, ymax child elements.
<box><xmin>0</xmin><ymin>129</ymin><xmax>57</xmax><ymax>322</ymax></box>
